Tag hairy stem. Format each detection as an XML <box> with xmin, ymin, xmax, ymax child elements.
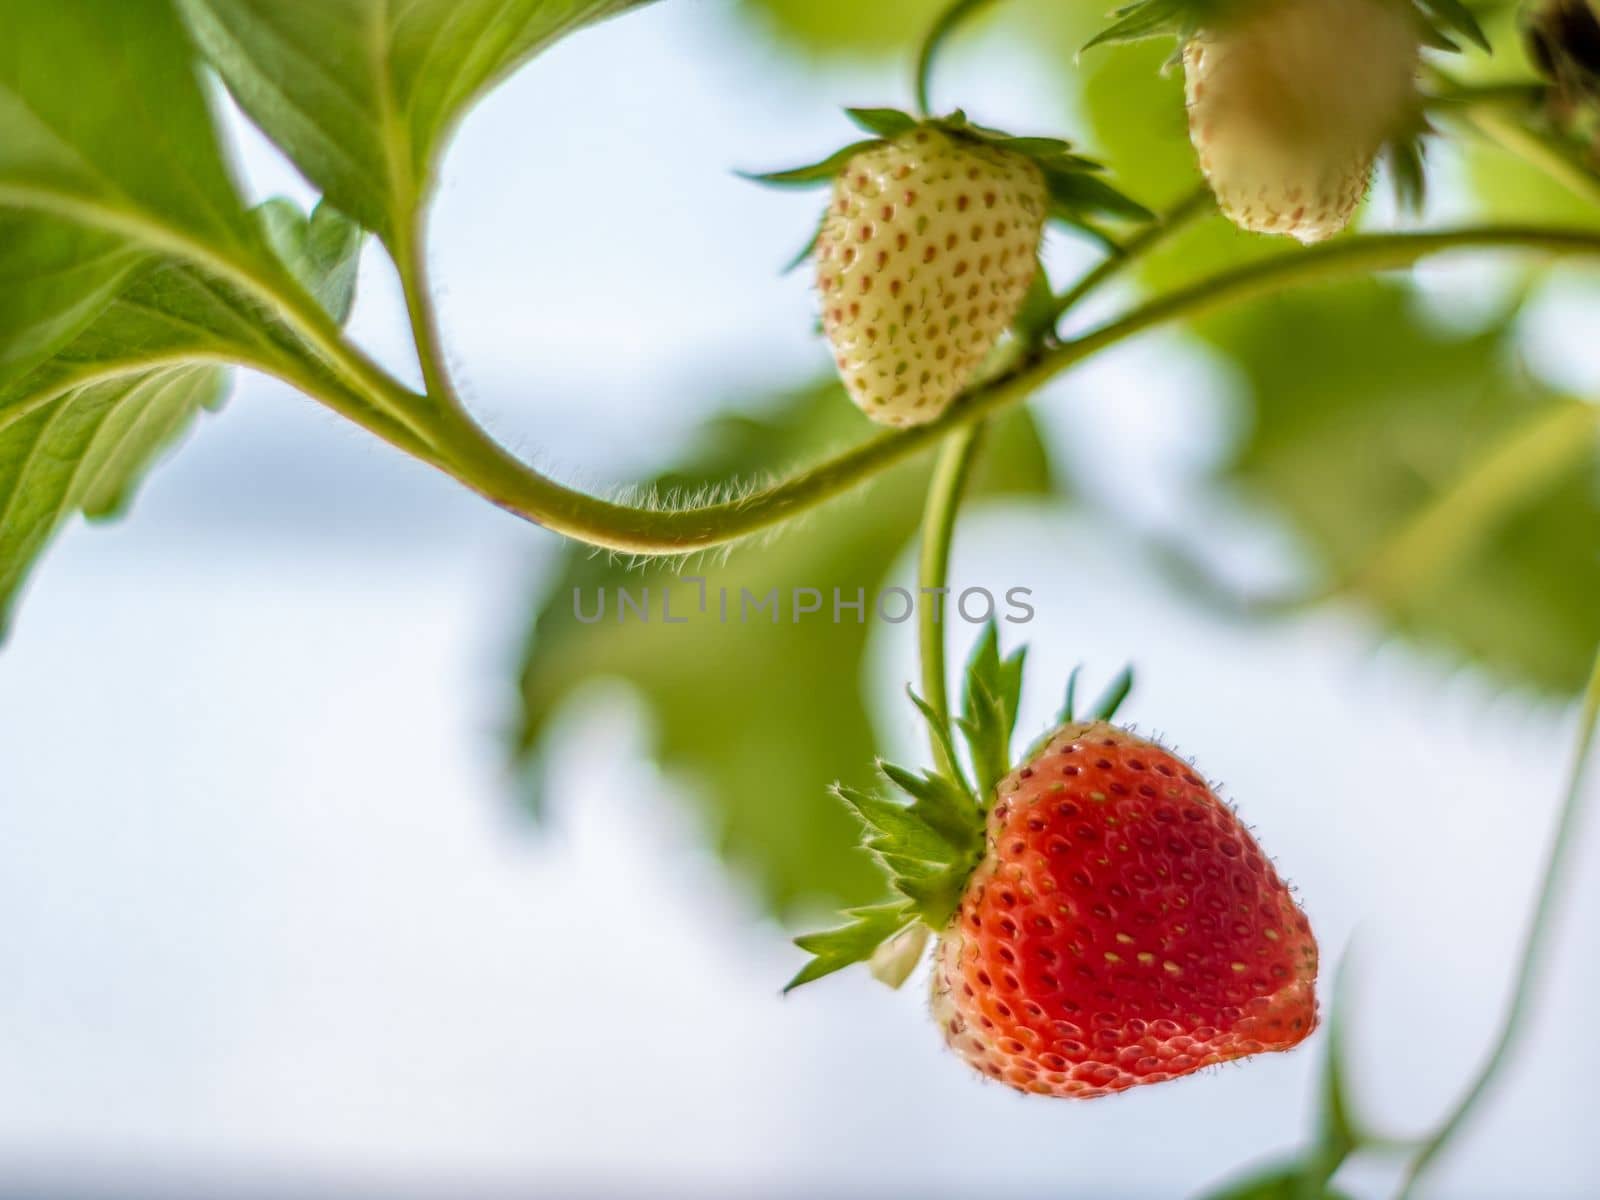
<box><xmin>914</xmin><ymin>0</ymin><xmax>1001</xmax><ymax>117</ymax></box>
<box><xmin>306</xmin><ymin>226</ymin><xmax>1600</xmax><ymax>555</ymax></box>
<box><xmin>393</xmin><ymin>212</ymin><xmax>479</xmax><ymax>425</ymax></box>
<box><xmin>917</xmin><ymin>422</ymin><xmax>987</xmax><ymax>775</ymax></box>
<box><xmin>1049</xmin><ymin>184</ymin><xmax>1214</xmax><ymax>325</ymax></box>
<box><xmin>1397</xmin><ymin>644</ymin><xmax>1600</xmax><ymax>1198</ymax></box>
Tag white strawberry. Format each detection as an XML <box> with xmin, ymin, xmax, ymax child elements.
<box><xmin>815</xmin><ymin>129</ymin><xmax>1047</xmax><ymax>427</ymax></box>
<box><xmin>1184</xmin><ymin>0</ymin><xmax>1422</xmax><ymax>243</ymax></box>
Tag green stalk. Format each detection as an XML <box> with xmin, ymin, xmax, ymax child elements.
<box><xmin>917</xmin><ymin>422</ymin><xmax>987</xmax><ymax>775</ymax></box>
<box><xmin>1397</xmin><ymin>644</ymin><xmax>1600</xmax><ymax>1198</ymax></box>
<box><xmin>295</xmin><ymin>225</ymin><xmax>1600</xmax><ymax>555</ymax></box>
<box><xmin>1049</xmin><ymin>184</ymin><xmax>1215</xmax><ymax>325</ymax></box>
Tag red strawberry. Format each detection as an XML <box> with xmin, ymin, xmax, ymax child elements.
<box><xmin>930</xmin><ymin>721</ymin><xmax>1318</xmax><ymax>1097</ymax></box>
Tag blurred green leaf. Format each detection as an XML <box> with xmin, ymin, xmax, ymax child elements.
<box><xmin>0</xmin><ymin>199</ymin><xmax>365</xmax><ymax>638</ymax></box>
<box><xmin>1192</xmin><ymin>1164</ymin><xmax>1354</xmax><ymax>1200</ymax></box>
<box><xmin>178</xmin><ymin>0</ymin><xmax>654</xmax><ymax>252</ymax></box>
<box><xmin>1212</xmin><ymin>280</ymin><xmax>1600</xmax><ymax>695</ymax></box>
<box><xmin>737</xmin><ymin>0</ymin><xmax>951</xmax><ymax>58</ymax></box>
<box><xmin>514</xmin><ymin>380</ymin><xmax>1056</xmax><ymax>916</ymax></box>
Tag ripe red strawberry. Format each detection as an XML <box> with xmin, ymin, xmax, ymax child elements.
<box><xmin>785</xmin><ymin>628</ymin><xmax>1318</xmax><ymax>1100</ymax></box>
<box><xmin>1183</xmin><ymin>0</ymin><xmax>1421</xmax><ymax>243</ymax></box>
<box><xmin>931</xmin><ymin>721</ymin><xmax>1318</xmax><ymax>1097</ymax></box>
<box><xmin>815</xmin><ymin>128</ymin><xmax>1047</xmax><ymax>427</ymax></box>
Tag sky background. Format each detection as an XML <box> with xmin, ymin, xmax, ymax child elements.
<box><xmin>1</xmin><ymin>4</ymin><xmax>1597</xmax><ymax>1198</ymax></box>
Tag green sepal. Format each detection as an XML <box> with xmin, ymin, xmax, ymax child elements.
<box><xmin>747</xmin><ymin>109</ymin><xmax>1150</xmax><ymax>238</ymax></box>
<box><xmin>1084</xmin><ymin>0</ymin><xmax>1489</xmax><ymax>58</ymax></box>
<box><xmin>1088</xmin><ymin>665</ymin><xmax>1135</xmax><ymax>722</ymax></box>
<box><xmin>1083</xmin><ymin>0</ymin><xmax>1213</xmax><ymax>51</ymax></box>
<box><xmin>845</xmin><ymin>107</ymin><xmax>920</xmax><ymax>138</ymax></box>
<box><xmin>1043</xmin><ymin>163</ymin><xmax>1156</xmax><ymax>223</ymax></box>
<box><xmin>785</xmin><ymin>624</ymin><xmax>1080</xmax><ymax>992</ymax></box>
<box><xmin>956</xmin><ymin>620</ymin><xmax>1027</xmax><ymax>801</ymax></box>
<box><xmin>906</xmin><ymin>685</ymin><xmax>974</xmax><ymax>795</ymax></box>
<box><xmin>1011</xmin><ymin>256</ymin><xmax>1058</xmax><ymax>345</ymax></box>
<box><xmin>739</xmin><ymin>139</ymin><xmax>883</xmax><ymax>188</ymax></box>
<box><xmin>1415</xmin><ymin>0</ymin><xmax>1489</xmax><ymax>53</ymax></box>
<box><xmin>784</xmin><ymin>901</ymin><xmax>917</xmax><ymax>992</ymax></box>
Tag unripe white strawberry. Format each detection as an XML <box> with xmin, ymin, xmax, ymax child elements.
<box><xmin>1184</xmin><ymin>0</ymin><xmax>1421</xmax><ymax>244</ymax></box>
<box><xmin>815</xmin><ymin>129</ymin><xmax>1047</xmax><ymax>427</ymax></box>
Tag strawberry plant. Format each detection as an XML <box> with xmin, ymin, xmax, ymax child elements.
<box><xmin>4</xmin><ymin>0</ymin><xmax>1600</xmax><ymax>1195</ymax></box>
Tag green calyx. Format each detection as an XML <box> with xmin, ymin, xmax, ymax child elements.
<box><xmin>743</xmin><ymin>107</ymin><xmax>1153</xmax><ymax>248</ymax></box>
<box><xmin>784</xmin><ymin>622</ymin><xmax>1136</xmax><ymax>993</ymax></box>
<box><xmin>1084</xmin><ymin>0</ymin><xmax>1490</xmax><ymax>56</ymax></box>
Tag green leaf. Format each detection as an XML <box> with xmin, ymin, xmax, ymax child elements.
<box><xmin>512</xmin><ymin>379</ymin><xmax>1055</xmax><ymax>916</ymax></box>
<box><xmin>1211</xmin><ymin>280</ymin><xmax>1600</xmax><ymax>695</ymax></box>
<box><xmin>0</xmin><ymin>215</ymin><xmax>143</xmax><ymax>382</ymax></box>
<box><xmin>785</xmin><ymin>901</ymin><xmax>915</xmax><ymax>991</ymax></box>
<box><xmin>0</xmin><ymin>199</ymin><xmax>366</xmax><ymax>637</ymax></box>
<box><xmin>0</xmin><ymin>0</ymin><xmax>262</xmax><ymax>254</ymax></box>
<box><xmin>0</xmin><ymin>0</ymin><xmax>279</xmax><ymax>378</ymax></box>
<box><xmin>177</xmin><ymin>0</ymin><xmax>655</xmax><ymax>252</ymax></box>
<box><xmin>1083</xmin><ymin>0</ymin><xmax>1205</xmax><ymax>51</ymax></box>
<box><xmin>255</xmin><ymin>200</ymin><xmax>364</xmax><ymax>324</ymax></box>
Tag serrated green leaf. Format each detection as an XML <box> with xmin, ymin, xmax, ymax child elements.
<box><xmin>513</xmin><ymin>381</ymin><xmax>1055</xmax><ymax>916</ymax></box>
<box><xmin>0</xmin><ymin>0</ymin><xmax>284</xmax><ymax>381</ymax></box>
<box><xmin>0</xmin><ymin>198</ymin><xmax>365</xmax><ymax>637</ymax></box>
<box><xmin>176</xmin><ymin>0</ymin><xmax>654</xmax><ymax>253</ymax></box>
<box><xmin>1210</xmin><ymin>280</ymin><xmax>1600</xmax><ymax>695</ymax></box>
<box><xmin>786</xmin><ymin>901</ymin><xmax>916</xmax><ymax>991</ymax></box>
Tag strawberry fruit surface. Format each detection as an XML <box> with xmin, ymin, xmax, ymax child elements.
<box><xmin>787</xmin><ymin>627</ymin><xmax>1320</xmax><ymax>1099</ymax></box>
<box><xmin>750</xmin><ymin>109</ymin><xmax>1150</xmax><ymax>427</ymax></box>
<box><xmin>932</xmin><ymin>721</ymin><xmax>1318</xmax><ymax>1097</ymax></box>
<box><xmin>816</xmin><ymin>129</ymin><xmax>1046</xmax><ymax>427</ymax></box>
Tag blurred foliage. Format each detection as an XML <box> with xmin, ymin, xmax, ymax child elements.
<box><xmin>1209</xmin><ymin>280</ymin><xmax>1600</xmax><ymax>695</ymax></box>
<box><xmin>736</xmin><ymin>0</ymin><xmax>953</xmax><ymax>58</ymax></box>
<box><xmin>514</xmin><ymin>383</ymin><xmax>1055</xmax><ymax>916</ymax></box>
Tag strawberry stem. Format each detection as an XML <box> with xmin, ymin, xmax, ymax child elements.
<box><xmin>264</xmin><ymin>226</ymin><xmax>1600</xmax><ymax>556</ymax></box>
<box><xmin>917</xmin><ymin>421</ymin><xmax>987</xmax><ymax>779</ymax></box>
<box><xmin>1399</xmin><ymin>642</ymin><xmax>1600</xmax><ymax>1197</ymax></box>
<box><xmin>913</xmin><ymin>0</ymin><xmax>1003</xmax><ymax>118</ymax></box>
